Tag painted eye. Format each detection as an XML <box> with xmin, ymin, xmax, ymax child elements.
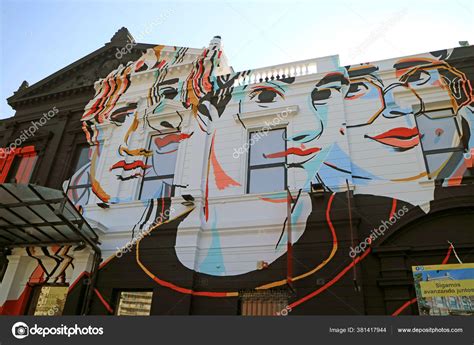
<box><xmin>249</xmin><ymin>86</ymin><xmax>284</xmax><ymax>106</ymax></box>
<box><xmin>110</xmin><ymin>103</ymin><xmax>137</xmax><ymax>124</ymax></box>
<box><xmin>345</xmin><ymin>82</ymin><xmax>369</xmax><ymax>100</ymax></box>
<box><xmin>161</xmin><ymin>86</ymin><xmax>178</xmax><ymax>100</ymax></box>
<box><xmin>288</xmin><ymin>131</ymin><xmax>322</xmax><ymax>143</ymax></box>
<box><xmin>406</xmin><ymin>70</ymin><xmax>431</xmax><ymax>86</ymax></box>
<box><xmin>311</xmin><ymin>87</ymin><xmax>340</xmax><ymax>107</ymax></box>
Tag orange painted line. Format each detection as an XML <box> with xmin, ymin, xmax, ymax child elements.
<box><xmin>256</xmin><ymin>193</ymin><xmax>338</xmax><ymax>290</ymax></box>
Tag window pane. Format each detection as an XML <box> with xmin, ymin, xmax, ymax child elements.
<box><xmin>240</xmin><ymin>291</ymin><xmax>289</xmax><ymax>316</ymax></box>
<box><xmin>116</xmin><ymin>291</ymin><xmax>153</xmax><ymax>316</ymax></box>
<box><xmin>9</xmin><ymin>155</ymin><xmax>38</xmax><ymax>184</ymax></box>
<box><xmin>140</xmin><ymin>178</ymin><xmax>173</xmax><ymax>200</ymax></box>
<box><xmin>417</xmin><ymin>114</ymin><xmax>460</xmax><ymax>151</ymax></box>
<box><xmin>249</xmin><ymin>129</ymin><xmax>286</xmax><ymax>166</ymax></box>
<box><xmin>249</xmin><ymin>166</ymin><xmax>285</xmax><ymax>193</ymax></box>
<box><xmin>5</xmin><ymin>156</ymin><xmax>21</xmax><ymax>183</ymax></box>
<box><xmin>33</xmin><ymin>286</ymin><xmax>69</xmax><ymax>316</ymax></box>
<box><xmin>425</xmin><ymin>151</ymin><xmax>462</xmax><ymax>178</ymax></box>
<box><xmin>72</xmin><ymin>146</ymin><xmax>90</xmax><ymax>175</ymax></box>
<box><xmin>145</xmin><ymin>134</ymin><xmax>179</xmax><ymax>177</ymax></box>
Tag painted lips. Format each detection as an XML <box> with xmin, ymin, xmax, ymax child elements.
<box><xmin>263</xmin><ymin>147</ymin><xmax>321</xmax><ymax>159</ymax></box>
<box><xmin>110</xmin><ymin>160</ymin><xmax>151</xmax><ymax>172</ymax></box>
<box><xmin>366</xmin><ymin>127</ymin><xmax>421</xmax><ymax>149</ymax></box>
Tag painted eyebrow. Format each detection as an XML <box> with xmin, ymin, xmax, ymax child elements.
<box><xmin>316</xmin><ymin>73</ymin><xmax>349</xmax><ymax>87</ymax></box>
<box><xmin>393</xmin><ymin>59</ymin><xmax>432</xmax><ymax>71</ymax></box>
<box><xmin>260</xmin><ymin>81</ymin><xmax>286</xmax><ymax>93</ymax></box>
<box><xmin>349</xmin><ymin>73</ymin><xmax>384</xmax><ymax>88</ymax></box>
<box><xmin>347</xmin><ymin>65</ymin><xmax>379</xmax><ymax>77</ymax></box>
<box><xmin>157</xmin><ymin>78</ymin><xmax>179</xmax><ymax>86</ymax></box>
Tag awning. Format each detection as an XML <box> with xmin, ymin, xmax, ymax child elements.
<box><xmin>0</xmin><ymin>183</ymin><xmax>99</xmax><ymax>250</ymax></box>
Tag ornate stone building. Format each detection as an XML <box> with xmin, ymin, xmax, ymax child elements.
<box><xmin>1</xmin><ymin>31</ymin><xmax>473</xmax><ymax>315</ymax></box>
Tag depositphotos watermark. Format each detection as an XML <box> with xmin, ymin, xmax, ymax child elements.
<box><xmin>12</xmin><ymin>321</ymin><xmax>103</xmax><ymax>339</ymax></box>
<box><xmin>0</xmin><ymin>106</ymin><xmax>59</xmax><ymax>159</ymax></box>
<box><xmin>233</xmin><ymin>107</ymin><xmax>294</xmax><ymax>159</ymax></box>
<box><xmin>115</xmin><ymin>10</ymin><xmax>174</xmax><ymax>60</ymax></box>
<box><xmin>349</xmin><ymin>205</ymin><xmax>409</xmax><ymax>258</ymax></box>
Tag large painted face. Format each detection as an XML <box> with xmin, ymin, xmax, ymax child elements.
<box><xmin>345</xmin><ymin>59</ymin><xmax>473</xmax><ymax>184</ymax></box>
<box><xmin>395</xmin><ymin>60</ymin><xmax>471</xmax><ymax>179</ymax></box>
<box><xmin>232</xmin><ymin>73</ymin><xmax>350</xmax><ymax>192</ymax></box>
<box><xmin>283</xmin><ymin>72</ymin><xmax>351</xmax><ymax>189</ymax></box>
<box><xmin>77</xmin><ymin>44</ymin><xmax>224</xmax><ymax>204</ymax></box>
<box><xmin>343</xmin><ymin>64</ymin><xmax>427</xmax><ymax>182</ymax></box>
<box><xmin>177</xmin><ymin>75</ymin><xmax>351</xmax><ymax>276</ymax></box>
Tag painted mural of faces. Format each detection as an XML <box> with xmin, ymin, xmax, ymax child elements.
<box><xmin>234</xmin><ymin>74</ymin><xmax>349</xmax><ymax>191</ymax></box>
<box><xmin>284</xmin><ymin>72</ymin><xmax>351</xmax><ymax>189</ymax></box>
<box><xmin>178</xmin><ymin>76</ymin><xmax>340</xmax><ymax>276</ymax></box>
<box><xmin>341</xmin><ymin>64</ymin><xmax>428</xmax><ymax>183</ymax></box>
<box><xmin>394</xmin><ymin>58</ymin><xmax>473</xmax><ymax>180</ymax></box>
<box><xmin>78</xmin><ymin>46</ymin><xmax>192</xmax><ymax>204</ymax></box>
<box><xmin>344</xmin><ymin>56</ymin><xmax>473</xmax><ymax>185</ymax></box>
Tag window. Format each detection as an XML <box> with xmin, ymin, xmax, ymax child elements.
<box><xmin>416</xmin><ymin>109</ymin><xmax>465</xmax><ymax>179</ymax></box>
<box><xmin>3</xmin><ymin>147</ymin><xmax>38</xmax><ymax>184</ymax></box>
<box><xmin>247</xmin><ymin>128</ymin><xmax>286</xmax><ymax>193</ymax></box>
<box><xmin>66</xmin><ymin>145</ymin><xmax>92</xmax><ymax>207</ymax></box>
<box><xmin>0</xmin><ymin>254</ymin><xmax>8</xmax><ymax>283</ymax></box>
<box><xmin>7</xmin><ymin>154</ymin><xmax>37</xmax><ymax>184</ymax></box>
<box><xmin>139</xmin><ymin>133</ymin><xmax>179</xmax><ymax>200</ymax></box>
<box><xmin>240</xmin><ymin>291</ymin><xmax>289</xmax><ymax>316</ymax></box>
<box><xmin>448</xmin><ymin>296</ymin><xmax>458</xmax><ymax>309</ymax></box>
<box><xmin>115</xmin><ymin>291</ymin><xmax>153</xmax><ymax>316</ymax></box>
<box><xmin>27</xmin><ymin>285</ymin><xmax>69</xmax><ymax>316</ymax></box>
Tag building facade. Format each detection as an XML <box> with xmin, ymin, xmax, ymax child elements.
<box><xmin>1</xmin><ymin>33</ymin><xmax>473</xmax><ymax>315</ymax></box>
<box><xmin>0</xmin><ymin>28</ymin><xmax>157</xmax><ymax>315</ymax></box>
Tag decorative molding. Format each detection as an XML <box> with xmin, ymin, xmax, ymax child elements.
<box><xmin>233</xmin><ymin>105</ymin><xmax>299</xmax><ymax>125</ymax></box>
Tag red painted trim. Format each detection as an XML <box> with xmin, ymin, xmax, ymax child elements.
<box><xmin>0</xmin><ymin>145</ymin><xmax>36</xmax><ymax>183</ymax></box>
<box><xmin>392</xmin><ymin>245</ymin><xmax>453</xmax><ymax>316</ymax></box>
<box><xmin>442</xmin><ymin>244</ymin><xmax>453</xmax><ymax>264</ymax></box>
<box><xmin>0</xmin><ymin>285</ymin><xmax>33</xmax><ymax>315</ymax></box>
<box><xmin>392</xmin><ymin>297</ymin><xmax>417</xmax><ymax>316</ymax></box>
<box><xmin>94</xmin><ymin>288</ymin><xmax>114</xmax><ymax>314</ymax></box>
<box><xmin>389</xmin><ymin>198</ymin><xmax>397</xmax><ymax>219</ymax></box>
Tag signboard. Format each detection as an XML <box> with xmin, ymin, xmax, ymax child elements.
<box><xmin>412</xmin><ymin>263</ymin><xmax>474</xmax><ymax>315</ymax></box>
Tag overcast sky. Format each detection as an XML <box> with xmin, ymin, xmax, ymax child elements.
<box><xmin>1</xmin><ymin>0</ymin><xmax>473</xmax><ymax>119</ymax></box>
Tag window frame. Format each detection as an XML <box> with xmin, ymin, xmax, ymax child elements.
<box><xmin>246</xmin><ymin>127</ymin><xmax>287</xmax><ymax>194</ymax></box>
<box><xmin>114</xmin><ymin>289</ymin><xmax>154</xmax><ymax>316</ymax></box>
<box><xmin>415</xmin><ymin>108</ymin><xmax>465</xmax><ymax>179</ymax></box>
<box><xmin>25</xmin><ymin>283</ymin><xmax>69</xmax><ymax>316</ymax></box>
<box><xmin>138</xmin><ymin>132</ymin><xmax>179</xmax><ymax>200</ymax></box>
<box><xmin>239</xmin><ymin>290</ymin><xmax>289</xmax><ymax>316</ymax></box>
<box><xmin>67</xmin><ymin>144</ymin><xmax>92</xmax><ymax>190</ymax></box>
<box><xmin>0</xmin><ymin>146</ymin><xmax>38</xmax><ymax>184</ymax></box>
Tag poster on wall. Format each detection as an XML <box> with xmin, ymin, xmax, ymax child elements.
<box><xmin>412</xmin><ymin>263</ymin><xmax>474</xmax><ymax>316</ymax></box>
